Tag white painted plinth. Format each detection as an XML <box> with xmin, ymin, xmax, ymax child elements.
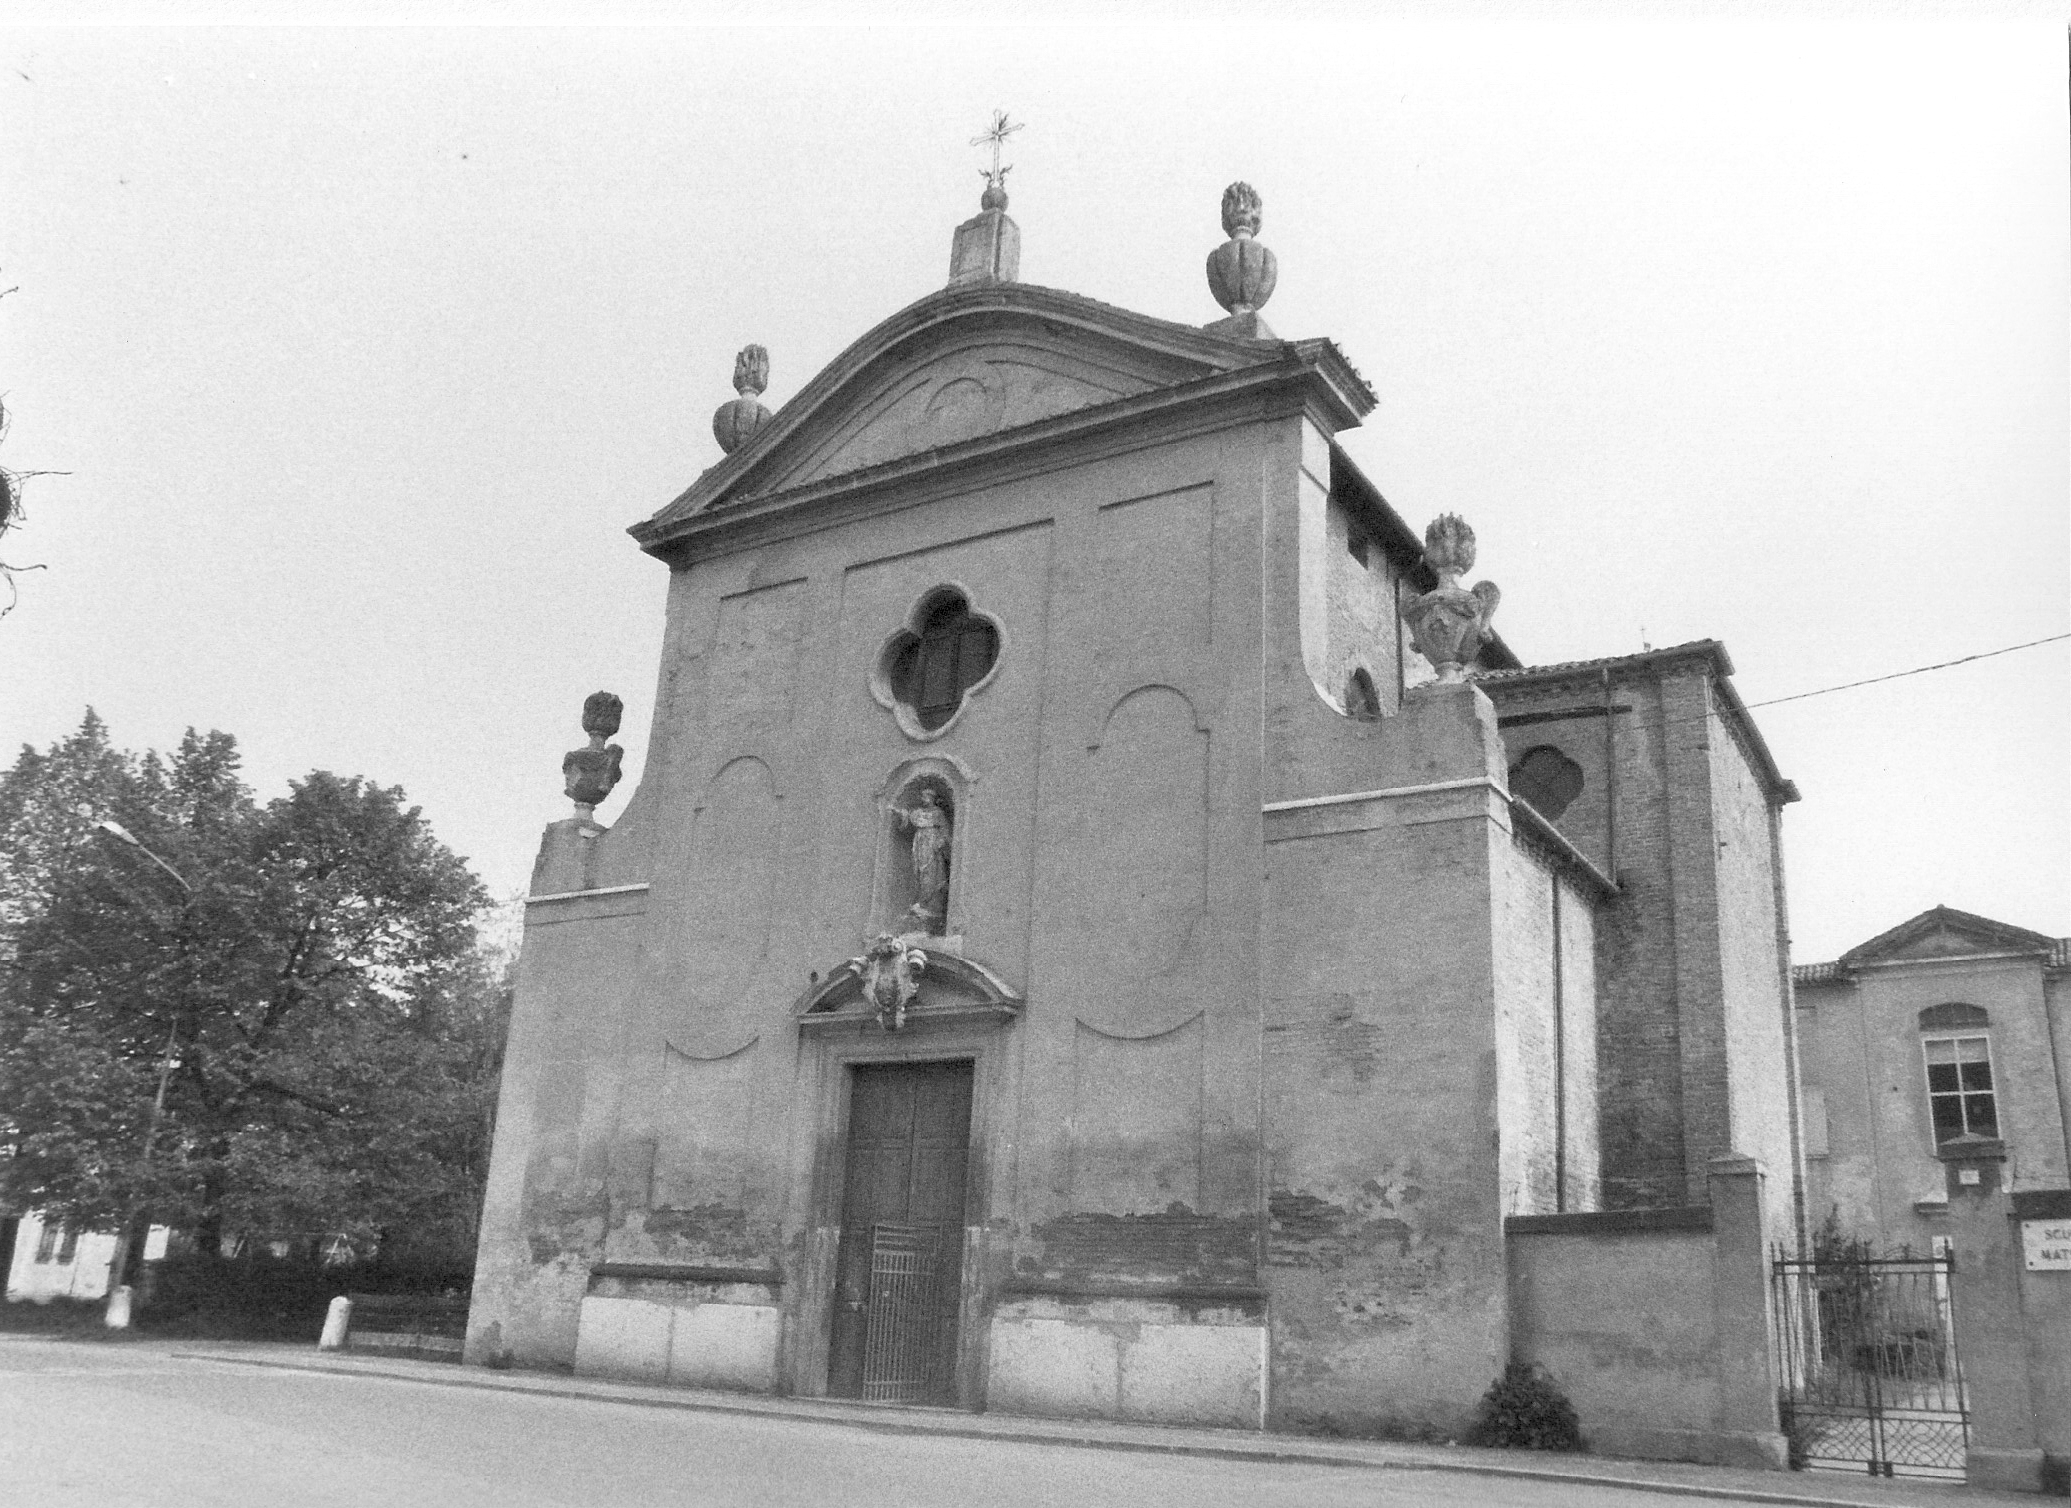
<box><xmin>574</xmin><ymin>1294</ymin><xmax>782</xmax><ymax>1392</ymax></box>
<box><xmin>986</xmin><ymin>1309</ymin><xmax>1265</xmax><ymax>1429</ymax></box>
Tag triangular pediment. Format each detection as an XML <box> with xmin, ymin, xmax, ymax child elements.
<box><xmin>1839</xmin><ymin>906</ymin><xmax>2056</xmax><ymax>968</ymax></box>
<box><xmin>631</xmin><ymin>282</ymin><xmax>1374</xmax><ymax>555</ymax></box>
<box><xmin>756</xmin><ymin>331</ymin><xmax>1191</xmax><ymax>493</ymax></box>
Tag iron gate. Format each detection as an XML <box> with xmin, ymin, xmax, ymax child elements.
<box><xmin>861</xmin><ymin>1223</ymin><xmax>943</xmax><ymax>1403</ymax></box>
<box><xmin>1772</xmin><ymin>1248</ymin><xmax>1969</xmax><ymax>1478</ymax></box>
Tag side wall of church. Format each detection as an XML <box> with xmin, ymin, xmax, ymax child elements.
<box><xmin>1492</xmin><ymin>841</ymin><xmax>1603</xmax><ymax>1219</ymax></box>
<box><xmin>1314</xmin><ymin>488</ymin><xmax>1422</xmax><ymax>719</ymax></box>
<box><xmin>1255</xmin><ymin>421</ymin><xmax>1603</xmax><ymax>1438</ymax></box>
<box><xmin>468</xmin><ymin>890</ymin><xmax>648</xmax><ymax>1367</ymax></box>
<box><xmin>1486</xmin><ymin>657</ymin><xmax>1793</xmax><ymax>1230</ymax></box>
<box><xmin>1487</xmin><ymin>669</ymin><xmax>1690</xmax><ymax>1207</ymax></box>
<box><xmin>1704</xmin><ymin>696</ymin><xmax>1803</xmax><ymax>1246</ymax></box>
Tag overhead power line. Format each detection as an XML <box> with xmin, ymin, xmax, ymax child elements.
<box><xmin>1746</xmin><ymin>633</ymin><xmax>2070</xmax><ymax>710</ymax></box>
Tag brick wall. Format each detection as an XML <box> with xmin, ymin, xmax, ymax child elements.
<box><xmin>1486</xmin><ymin>649</ymin><xmax>1796</xmax><ymax>1224</ymax></box>
<box><xmin>1488</xmin><ymin>669</ymin><xmax>1690</xmax><ymax>1207</ymax></box>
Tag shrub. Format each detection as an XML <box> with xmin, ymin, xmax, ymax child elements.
<box><xmin>1464</xmin><ymin>1362</ymin><xmax>1585</xmax><ymax>1452</ymax></box>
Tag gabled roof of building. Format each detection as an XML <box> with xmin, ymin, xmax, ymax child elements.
<box><xmin>629</xmin><ymin>279</ymin><xmax>1376</xmax><ymax>559</ymax></box>
<box><xmin>1471</xmin><ymin>638</ymin><xmax>1733</xmax><ymax>684</ymax></box>
<box><xmin>1793</xmin><ymin>904</ymin><xmax>2070</xmax><ymax>984</ymax></box>
<box><xmin>1471</xmin><ymin>640</ymin><xmax>1798</xmax><ymax>805</ymax></box>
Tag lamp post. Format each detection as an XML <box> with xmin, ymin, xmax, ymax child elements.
<box><xmin>88</xmin><ymin>820</ymin><xmax>189</xmax><ymax>1329</ymax></box>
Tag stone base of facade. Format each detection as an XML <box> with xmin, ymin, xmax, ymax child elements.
<box><xmin>573</xmin><ymin>1293</ymin><xmax>781</xmax><ymax>1392</ymax></box>
<box><xmin>984</xmin><ymin>1296</ymin><xmax>1266</xmax><ymax>1430</ymax></box>
<box><xmin>1965</xmin><ymin>1446</ymin><xmax>2047</xmax><ymax>1493</ymax></box>
<box><xmin>1586</xmin><ymin>1423</ymin><xmax>1788</xmax><ymax>1470</ymax></box>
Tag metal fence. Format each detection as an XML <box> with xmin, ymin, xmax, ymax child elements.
<box><xmin>1771</xmin><ymin>1248</ymin><xmax>1968</xmax><ymax>1478</ymax></box>
<box><xmin>861</xmin><ymin>1223</ymin><xmax>943</xmax><ymax>1404</ymax></box>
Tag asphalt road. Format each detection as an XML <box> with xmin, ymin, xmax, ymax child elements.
<box><xmin>0</xmin><ymin>1337</ymin><xmax>1789</xmax><ymax>1508</ymax></box>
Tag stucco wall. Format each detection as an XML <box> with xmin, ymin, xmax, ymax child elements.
<box><xmin>1257</xmin><ymin>670</ymin><xmax>1602</xmax><ymax>1438</ymax></box>
<box><xmin>1705</xmin><ymin>699</ymin><xmax>1801</xmax><ymax>1246</ymax></box>
<box><xmin>471</xmin><ymin>399</ymin><xmax>1288</xmax><ymax>1393</ymax></box>
<box><xmin>1509</xmin><ymin>1216</ymin><xmax>1721</xmax><ymax>1449</ymax></box>
<box><xmin>1492</xmin><ymin>842</ymin><xmax>1602</xmax><ymax>1217</ymax></box>
<box><xmin>1262</xmin><ymin>777</ymin><xmax>1508</xmax><ymax>1439</ymax></box>
<box><xmin>1508</xmin><ymin>1158</ymin><xmax>1783</xmax><ymax>1469</ymax></box>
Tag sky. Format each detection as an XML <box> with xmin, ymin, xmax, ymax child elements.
<box><xmin>1</xmin><ymin>9</ymin><xmax>2066</xmax><ymax>964</ymax></box>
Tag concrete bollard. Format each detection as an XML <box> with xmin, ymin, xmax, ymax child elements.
<box><xmin>104</xmin><ymin>1285</ymin><xmax>133</xmax><ymax>1330</ymax></box>
<box><xmin>319</xmin><ymin>1295</ymin><xmax>352</xmax><ymax>1352</ymax></box>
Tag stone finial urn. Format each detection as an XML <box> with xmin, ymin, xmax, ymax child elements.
<box><xmin>712</xmin><ymin>345</ymin><xmax>773</xmax><ymax>455</ymax></box>
<box><xmin>562</xmin><ymin>691</ymin><xmax>625</xmax><ymax>819</ymax></box>
<box><xmin>1405</xmin><ymin>515</ymin><xmax>1502</xmax><ymax>683</ymax></box>
<box><xmin>1205</xmin><ymin>182</ymin><xmax>1278</xmax><ymax>320</ymax></box>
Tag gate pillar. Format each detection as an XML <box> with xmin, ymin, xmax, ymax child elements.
<box><xmin>1941</xmin><ymin>1138</ymin><xmax>2046</xmax><ymax>1493</ymax></box>
<box><xmin>1708</xmin><ymin>1155</ymin><xmax>1788</xmax><ymax>1469</ymax></box>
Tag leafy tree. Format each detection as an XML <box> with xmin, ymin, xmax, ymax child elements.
<box><xmin>0</xmin><ymin>712</ymin><xmax>504</xmax><ymax>1271</ymax></box>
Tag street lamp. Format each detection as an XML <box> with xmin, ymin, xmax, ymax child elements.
<box><xmin>94</xmin><ymin>820</ymin><xmax>192</xmax><ymax>896</ymax></box>
<box><xmin>87</xmin><ymin>819</ymin><xmax>189</xmax><ymax>1329</ymax></box>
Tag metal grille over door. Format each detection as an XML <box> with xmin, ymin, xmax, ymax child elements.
<box><xmin>862</xmin><ymin>1223</ymin><xmax>943</xmax><ymax>1402</ymax></box>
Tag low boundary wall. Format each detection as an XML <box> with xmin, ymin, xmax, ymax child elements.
<box><xmin>1506</xmin><ymin>1155</ymin><xmax>1784</xmax><ymax>1469</ymax></box>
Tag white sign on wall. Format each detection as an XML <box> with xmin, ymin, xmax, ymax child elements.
<box><xmin>2023</xmin><ymin>1219</ymin><xmax>2071</xmax><ymax>1271</ymax></box>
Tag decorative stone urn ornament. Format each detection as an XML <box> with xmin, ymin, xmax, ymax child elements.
<box><xmin>1205</xmin><ymin>182</ymin><xmax>1278</xmax><ymax>328</ymax></box>
<box><xmin>852</xmin><ymin>933</ymin><xmax>928</xmax><ymax>1032</ymax></box>
<box><xmin>712</xmin><ymin>345</ymin><xmax>773</xmax><ymax>455</ymax></box>
<box><xmin>562</xmin><ymin>691</ymin><xmax>625</xmax><ymax>821</ymax></box>
<box><xmin>1405</xmin><ymin>515</ymin><xmax>1501</xmax><ymax>683</ymax></box>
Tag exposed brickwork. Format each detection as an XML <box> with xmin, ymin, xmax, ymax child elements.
<box><xmin>1485</xmin><ymin>647</ymin><xmax>1798</xmax><ymax>1221</ymax></box>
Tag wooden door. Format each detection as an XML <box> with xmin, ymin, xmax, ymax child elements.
<box><xmin>827</xmin><ymin>1060</ymin><xmax>973</xmax><ymax>1403</ymax></box>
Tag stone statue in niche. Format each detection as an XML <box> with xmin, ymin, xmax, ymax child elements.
<box><xmin>896</xmin><ymin>786</ymin><xmax>953</xmax><ymax>934</ymax></box>
<box><xmin>853</xmin><ymin>933</ymin><xmax>927</xmax><ymax>1032</ymax></box>
<box><xmin>562</xmin><ymin>691</ymin><xmax>625</xmax><ymax>822</ymax></box>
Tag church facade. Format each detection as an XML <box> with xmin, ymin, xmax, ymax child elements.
<box><xmin>467</xmin><ymin>175</ymin><xmax>1803</xmax><ymax>1448</ymax></box>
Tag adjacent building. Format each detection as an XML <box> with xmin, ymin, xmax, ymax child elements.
<box><xmin>1793</xmin><ymin>905</ymin><xmax>2071</xmax><ymax>1251</ymax></box>
<box><xmin>2</xmin><ymin>1213</ymin><xmax>169</xmax><ymax>1304</ymax></box>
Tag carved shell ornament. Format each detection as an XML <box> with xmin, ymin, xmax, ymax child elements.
<box><xmin>1405</xmin><ymin>514</ymin><xmax>1501</xmax><ymax>683</ymax></box>
<box><xmin>852</xmin><ymin>933</ymin><xmax>928</xmax><ymax>1032</ymax></box>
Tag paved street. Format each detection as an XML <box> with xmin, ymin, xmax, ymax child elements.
<box><xmin>0</xmin><ymin>1336</ymin><xmax>2023</xmax><ymax>1508</ymax></box>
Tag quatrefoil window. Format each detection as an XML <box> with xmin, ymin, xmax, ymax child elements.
<box><xmin>875</xmin><ymin>588</ymin><xmax>1001</xmax><ymax>737</ymax></box>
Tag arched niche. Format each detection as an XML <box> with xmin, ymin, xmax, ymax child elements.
<box><xmin>1343</xmin><ymin>666</ymin><xmax>1383</xmax><ymax>722</ymax></box>
<box><xmin>872</xmin><ymin>755</ymin><xmax>976</xmax><ymax>939</ymax></box>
